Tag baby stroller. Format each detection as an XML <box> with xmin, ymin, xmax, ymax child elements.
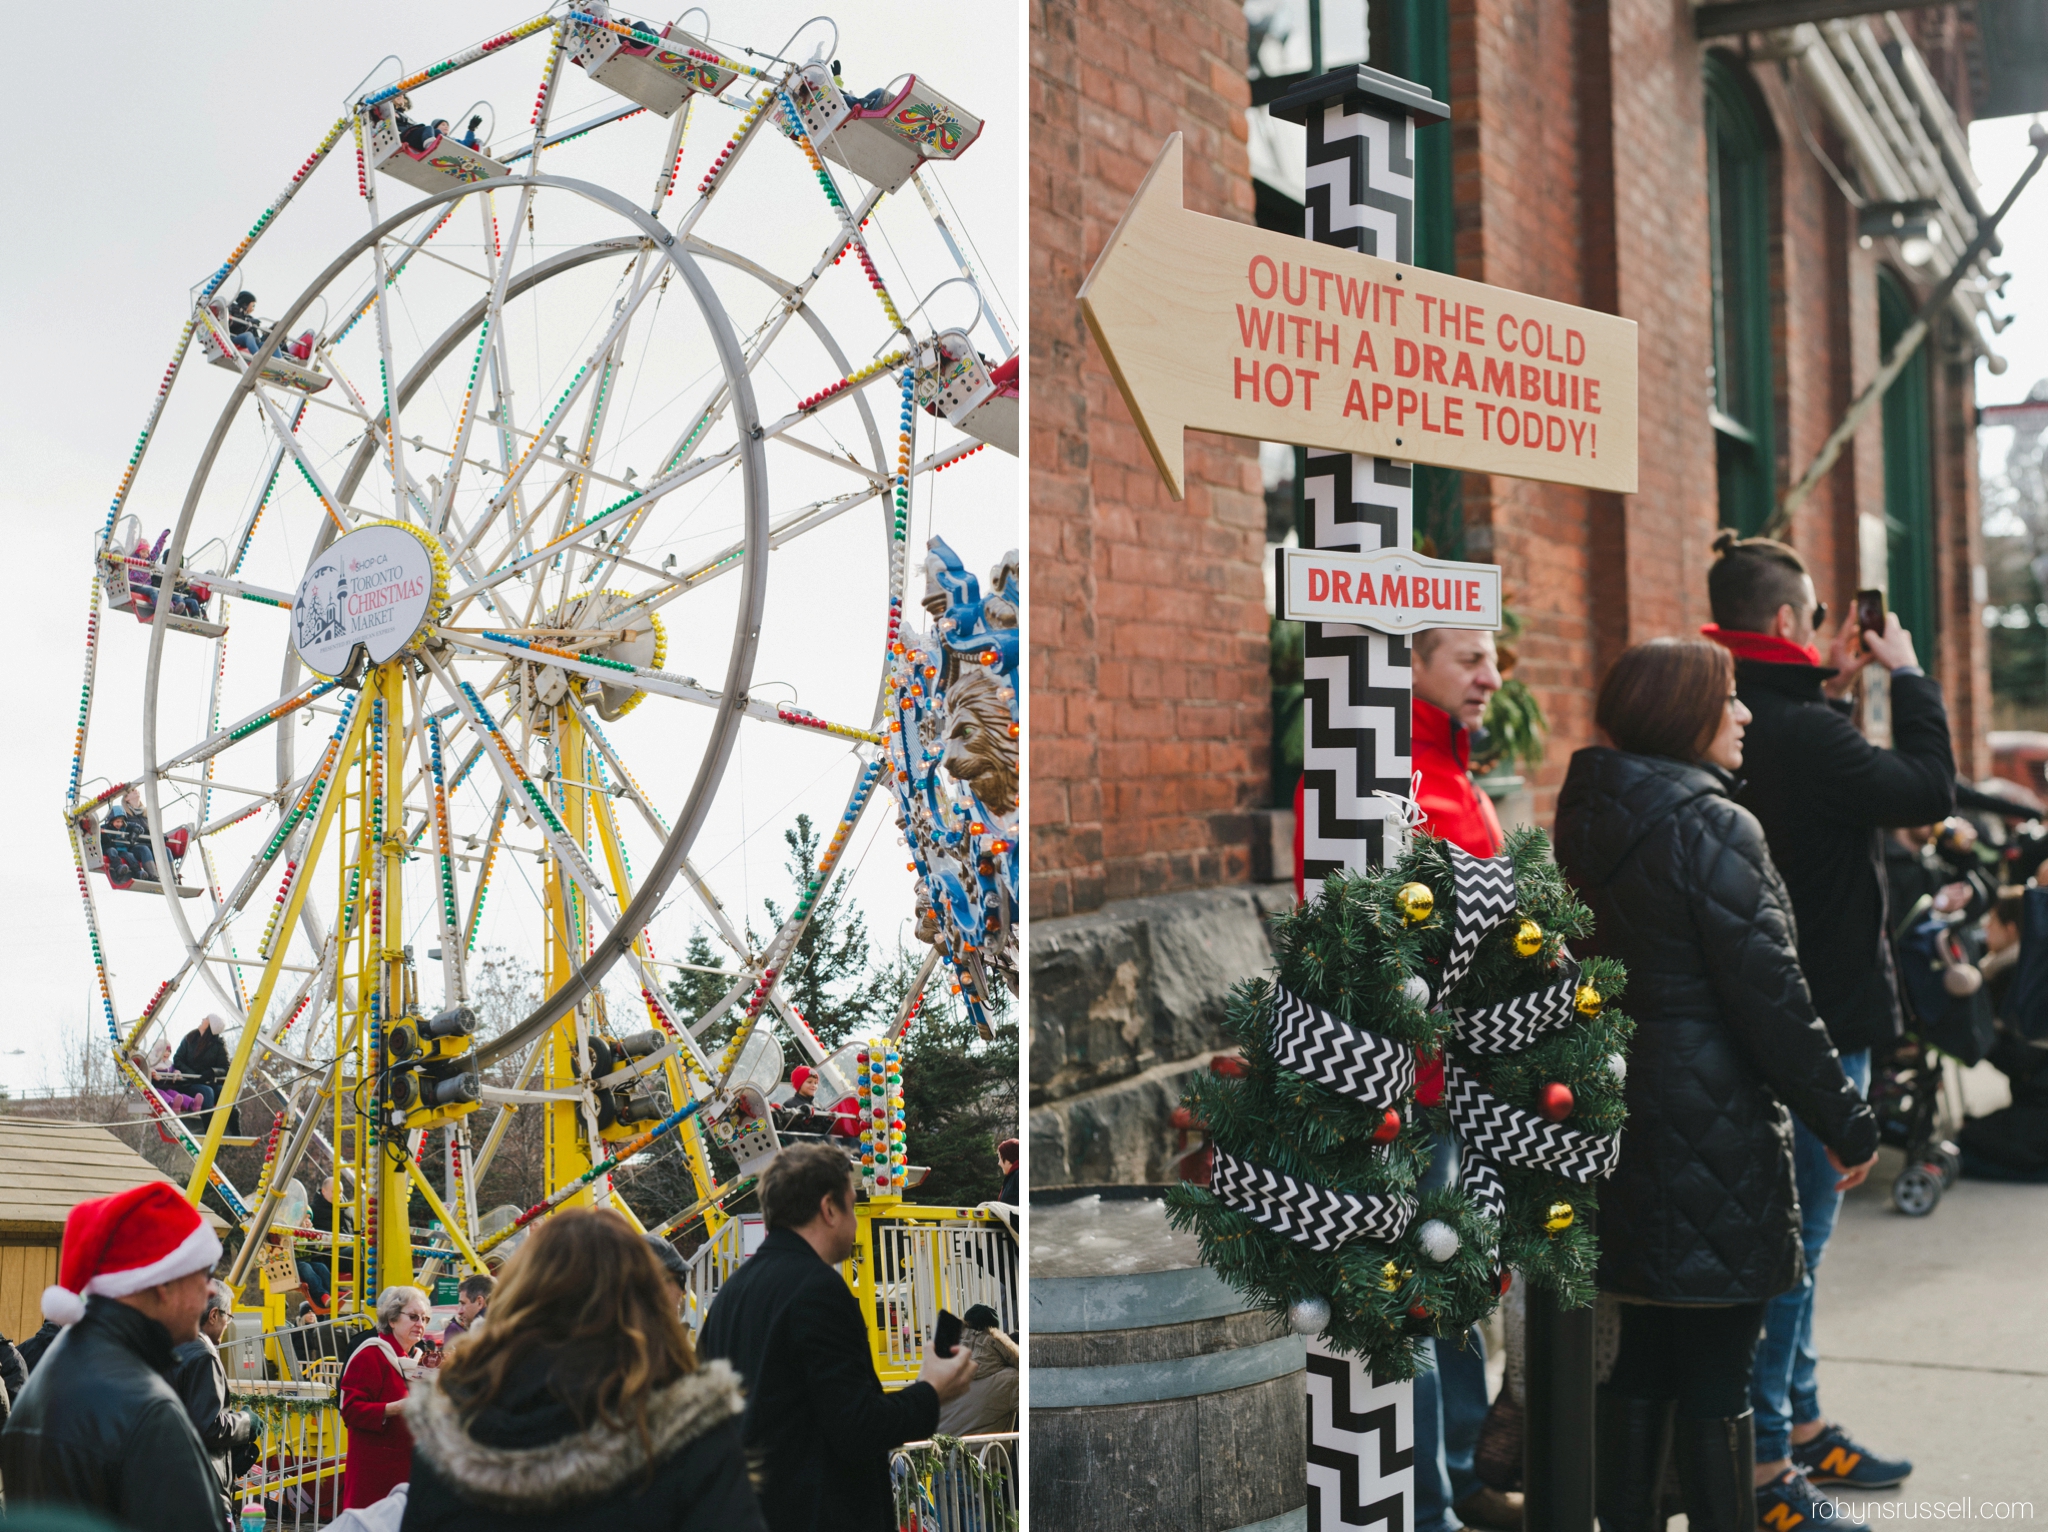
<box><xmin>1882</xmin><ymin>901</ymin><xmax>1996</xmax><ymax>1215</ymax></box>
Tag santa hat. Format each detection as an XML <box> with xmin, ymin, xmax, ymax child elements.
<box><xmin>43</xmin><ymin>1183</ymin><xmax>221</xmax><ymax>1326</ymax></box>
<box><xmin>791</xmin><ymin>1066</ymin><xmax>815</xmax><ymax>1092</ymax></box>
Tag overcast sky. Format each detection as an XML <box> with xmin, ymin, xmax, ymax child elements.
<box><xmin>0</xmin><ymin>3</ymin><xmax>1022</xmax><ymax>1095</ymax></box>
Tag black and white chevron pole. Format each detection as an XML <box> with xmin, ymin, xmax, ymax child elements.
<box><xmin>1271</xmin><ymin>62</ymin><xmax>1451</xmax><ymax>1531</ymax></box>
<box><xmin>1275</xmin><ymin>66</ymin><xmax>1449</xmax><ymax>899</ymax></box>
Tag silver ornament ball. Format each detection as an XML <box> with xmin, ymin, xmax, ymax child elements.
<box><xmin>1606</xmin><ymin>1053</ymin><xmax>1627</xmax><ymax>1083</ymax></box>
<box><xmin>1289</xmin><ymin>1295</ymin><xmax>1332</xmax><ymax>1336</ymax></box>
<box><xmin>1416</xmin><ymin>1218</ymin><xmax>1461</xmax><ymax>1263</ymax></box>
<box><xmin>1403</xmin><ymin>973</ymin><xmax>1433</xmax><ymax>1009</ymax></box>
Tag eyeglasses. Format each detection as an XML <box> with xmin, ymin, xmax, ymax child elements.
<box><xmin>400</xmin><ymin>1310</ymin><xmax>431</xmax><ymax>1323</ymax></box>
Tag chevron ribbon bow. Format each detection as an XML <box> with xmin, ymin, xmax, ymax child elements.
<box><xmin>1436</xmin><ymin>845</ymin><xmax>1518</xmax><ymax>999</ymax></box>
<box><xmin>1441</xmin><ymin>1062</ymin><xmax>1622</xmax><ymax>1185</ymax></box>
<box><xmin>1451</xmin><ymin>961</ymin><xmax>1584</xmax><ymax>1055</ymax></box>
<box><xmin>1211</xmin><ymin>1145</ymin><xmax>1415</xmax><ymax>1254</ymax></box>
<box><xmin>1270</xmin><ymin>984</ymin><xmax>1417</xmax><ymax>1110</ymax></box>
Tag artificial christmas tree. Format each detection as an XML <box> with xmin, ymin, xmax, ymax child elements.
<box><xmin>1168</xmin><ymin>826</ymin><xmax>1631</xmax><ymax>1380</ymax></box>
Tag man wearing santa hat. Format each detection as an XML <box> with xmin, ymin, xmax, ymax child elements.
<box><xmin>0</xmin><ymin>1182</ymin><xmax>229</xmax><ymax>1530</ymax></box>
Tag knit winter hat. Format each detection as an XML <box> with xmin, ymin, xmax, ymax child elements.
<box><xmin>790</xmin><ymin>1066</ymin><xmax>815</xmax><ymax>1093</ymax></box>
<box><xmin>43</xmin><ymin>1182</ymin><xmax>222</xmax><ymax>1325</ymax></box>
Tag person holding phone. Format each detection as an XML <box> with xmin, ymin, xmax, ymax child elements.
<box><xmin>1702</xmin><ymin>532</ymin><xmax>1948</xmax><ymax>1522</ymax></box>
<box><xmin>698</xmin><ymin>1144</ymin><xmax>975</xmax><ymax>1532</ymax></box>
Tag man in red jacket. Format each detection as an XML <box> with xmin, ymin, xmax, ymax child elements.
<box><xmin>1292</xmin><ymin>626</ymin><xmax>1505</xmax><ymax>896</ymax></box>
<box><xmin>1410</xmin><ymin>627</ymin><xmax>1506</xmax><ymax>858</ymax></box>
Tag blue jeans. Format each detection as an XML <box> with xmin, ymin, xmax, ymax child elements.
<box><xmin>1752</xmin><ymin>1048</ymin><xmax>1869</xmax><ymax>1460</ymax></box>
<box><xmin>1414</xmin><ymin>1327</ymin><xmax>1489</xmax><ymax>1531</ymax></box>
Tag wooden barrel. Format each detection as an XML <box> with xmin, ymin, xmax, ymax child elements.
<box><xmin>1030</xmin><ymin>1186</ymin><xmax>1305</xmax><ymax>1532</ymax></box>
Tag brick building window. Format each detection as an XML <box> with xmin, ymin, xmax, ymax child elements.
<box><xmin>1879</xmin><ymin>267</ymin><xmax>1937</xmax><ymax>657</ymax></box>
<box><xmin>1704</xmin><ymin>55</ymin><xmax>1777</xmax><ymax>534</ymax></box>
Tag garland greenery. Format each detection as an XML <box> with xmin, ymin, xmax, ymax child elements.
<box><xmin>1166</xmin><ymin>826</ymin><xmax>1632</xmax><ymax>1379</ymax></box>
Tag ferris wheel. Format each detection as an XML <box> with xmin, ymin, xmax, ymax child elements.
<box><xmin>63</xmin><ymin>5</ymin><xmax>1020</xmax><ymax>1306</ymax></box>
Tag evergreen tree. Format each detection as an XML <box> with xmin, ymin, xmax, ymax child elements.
<box><xmin>757</xmin><ymin>814</ymin><xmax>893</xmax><ymax>1049</ymax></box>
<box><xmin>1168</xmin><ymin>828</ymin><xmax>1631</xmax><ymax>1379</ymax></box>
<box><xmin>665</xmin><ymin>929</ymin><xmax>733</xmax><ymax>1034</ymax></box>
<box><xmin>886</xmin><ymin>948</ymin><xmax>1019</xmax><ymax>1207</ymax></box>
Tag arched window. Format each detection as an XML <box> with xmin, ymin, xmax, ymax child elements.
<box><xmin>1880</xmin><ymin>269</ymin><xmax>1936</xmax><ymax>656</ymax></box>
<box><xmin>1705</xmin><ymin>55</ymin><xmax>1776</xmax><ymax>532</ymax></box>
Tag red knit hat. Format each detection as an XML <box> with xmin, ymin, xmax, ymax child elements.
<box><xmin>43</xmin><ymin>1183</ymin><xmax>222</xmax><ymax>1325</ymax></box>
<box><xmin>790</xmin><ymin>1065</ymin><xmax>815</xmax><ymax>1092</ymax></box>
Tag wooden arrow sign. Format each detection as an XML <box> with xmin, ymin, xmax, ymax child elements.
<box><xmin>1079</xmin><ymin>134</ymin><xmax>1639</xmax><ymax>499</ymax></box>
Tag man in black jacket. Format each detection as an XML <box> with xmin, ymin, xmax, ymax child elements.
<box><xmin>1704</xmin><ymin>533</ymin><xmax>1940</xmax><ymax>1520</ymax></box>
<box><xmin>173</xmin><ymin>1279</ymin><xmax>259</xmax><ymax>1522</ymax></box>
<box><xmin>1</xmin><ymin>1183</ymin><xmax>227</xmax><ymax>1531</ymax></box>
<box><xmin>699</xmin><ymin>1144</ymin><xmax>975</xmax><ymax>1532</ymax></box>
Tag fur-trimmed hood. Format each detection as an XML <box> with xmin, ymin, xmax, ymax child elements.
<box><xmin>408</xmin><ymin>1359</ymin><xmax>745</xmax><ymax>1513</ymax></box>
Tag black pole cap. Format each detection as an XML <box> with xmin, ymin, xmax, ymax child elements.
<box><xmin>1269</xmin><ymin>64</ymin><xmax>1448</xmax><ymax>127</ymax></box>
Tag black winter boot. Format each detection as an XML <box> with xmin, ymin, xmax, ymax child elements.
<box><xmin>1672</xmin><ymin>1410</ymin><xmax>1756</xmax><ymax>1532</ymax></box>
<box><xmin>1595</xmin><ymin>1389</ymin><xmax>1674</xmax><ymax>1532</ymax></box>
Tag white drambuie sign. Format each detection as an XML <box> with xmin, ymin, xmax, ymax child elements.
<box><xmin>292</xmin><ymin>523</ymin><xmax>439</xmax><ymax>678</ymax></box>
<box><xmin>1276</xmin><ymin>545</ymin><xmax>1501</xmax><ymax>633</ymax></box>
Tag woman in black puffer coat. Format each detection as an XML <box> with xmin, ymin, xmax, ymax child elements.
<box><xmin>401</xmin><ymin>1208</ymin><xmax>764</xmax><ymax>1532</ymax></box>
<box><xmin>1553</xmin><ymin>639</ymin><xmax>1878</xmax><ymax>1532</ymax></box>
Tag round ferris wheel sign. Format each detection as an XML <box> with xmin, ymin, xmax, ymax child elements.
<box><xmin>291</xmin><ymin>522</ymin><xmax>441</xmax><ymax>678</ymax></box>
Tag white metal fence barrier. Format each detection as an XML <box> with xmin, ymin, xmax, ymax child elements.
<box><xmin>870</xmin><ymin>1217</ymin><xmax>1019</xmax><ymax>1374</ymax></box>
<box><xmin>891</xmin><ymin>1433</ymin><xmax>1020</xmax><ymax>1532</ymax></box>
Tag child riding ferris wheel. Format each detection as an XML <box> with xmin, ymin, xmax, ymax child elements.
<box><xmin>64</xmin><ymin>4</ymin><xmax>1020</xmax><ymax>1333</ymax></box>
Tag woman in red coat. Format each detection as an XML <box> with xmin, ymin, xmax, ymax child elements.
<box><xmin>340</xmin><ymin>1285</ymin><xmax>430</xmax><ymax>1509</ymax></box>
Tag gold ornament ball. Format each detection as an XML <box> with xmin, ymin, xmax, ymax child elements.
<box><xmin>1514</xmin><ymin>919</ymin><xmax>1544</xmax><ymax>957</ymax></box>
<box><xmin>1574</xmin><ymin>985</ymin><xmax>1603</xmax><ymax>1016</ymax></box>
<box><xmin>1545</xmin><ymin>1201</ymin><xmax>1575</xmax><ymax>1233</ymax></box>
<box><xmin>1397</xmin><ymin>882</ymin><xmax>1435</xmax><ymax>924</ymax></box>
<box><xmin>1380</xmin><ymin>1260</ymin><xmax>1401</xmax><ymax>1291</ymax></box>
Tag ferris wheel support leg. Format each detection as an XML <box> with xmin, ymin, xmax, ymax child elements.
<box><xmin>400</xmin><ymin>1152</ymin><xmax>488</xmax><ymax>1275</ymax></box>
<box><xmin>185</xmin><ymin>694</ymin><xmax>370</xmax><ymax>1206</ymax></box>
<box><xmin>588</xmin><ymin>775</ymin><xmax>717</xmax><ymax>1219</ymax></box>
<box><xmin>542</xmin><ymin>706</ymin><xmax>599</xmax><ymax>1213</ymax></box>
<box><xmin>226</xmin><ymin>1067</ymin><xmax>339</xmax><ymax>1288</ymax></box>
<box><xmin>450</xmin><ymin>1121</ymin><xmax>479</xmax><ymax>1242</ymax></box>
<box><xmin>371</xmin><ymin>661</ymin><xmax>420</xmax><ymax>1293</ymax></box>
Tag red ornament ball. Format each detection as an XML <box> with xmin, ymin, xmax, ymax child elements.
<box><xmin>1407</xmin><ymin>1304</ymin><xmax>1429</xmax><ymax>1321</ymax></box>
<box><xmin>1538</xmin><ymin>1082</ymin><xmax>1575</xmax><ymax>1122</ymax></box>
<box><xmin>1371</xmin><ymin>1109</ymin><xmax>1402</xmax><ymax>1144</ymax></box>
<box><xmin>1496</xmin><ymin>1270</ymin><xmax>1513</xmax><ymax>1296</ymax></box>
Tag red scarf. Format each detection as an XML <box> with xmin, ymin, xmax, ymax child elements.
<box><xmin>1700</xmin><ymin>623</ymin><xmax>1820</xmax><ymax>668</ymax></box>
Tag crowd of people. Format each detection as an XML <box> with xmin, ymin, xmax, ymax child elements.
<box><xmin>1360</xmin><ymin>529</ymin><xmax>2048</xmax><ymax>1532</ymax></box>
<box><xmin>0</xmin><ymin>1141</ymin><xmax>1012</xmax><ymax>1532</ymax></box>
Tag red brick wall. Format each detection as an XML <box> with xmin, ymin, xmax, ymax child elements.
<box><xmin>1452</xmin><ymin>0</ymin><xmax>1722</xmax><ymax>824</ymax></box>
<box><xmin>1030</xmin><ymin>0</ymin><xmax>1269</xmax><ymax>919</ymax></box>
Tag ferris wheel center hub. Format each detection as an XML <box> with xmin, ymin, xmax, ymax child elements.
<box><xmin>290</xmin><ymin>521</ymin><xmax>449</xmax><ymax>680</ymax></box>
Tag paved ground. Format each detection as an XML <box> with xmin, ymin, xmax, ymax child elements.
<box><xmin>1799</xmin><ymin>1058</ymin><xmax>2048</xmax><ymax>1525</ymax></box>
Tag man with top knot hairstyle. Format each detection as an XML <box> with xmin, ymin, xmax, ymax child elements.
<box><xmin>0</xmin><ymin>1182</ymin><xmax>226</xmax><ymax>1531</ymax></box>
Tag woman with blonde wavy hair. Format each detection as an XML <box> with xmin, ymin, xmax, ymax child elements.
<box><xmin>401</xmin><ymin>1209</ymin><xmax>763</xmax><ymax>1531</ymax></box>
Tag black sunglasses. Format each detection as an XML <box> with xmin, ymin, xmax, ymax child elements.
<box><xmin>1812</xmin><ymin>602</ymin><xmax>1828</xmax><ymax>629</ymax></box>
